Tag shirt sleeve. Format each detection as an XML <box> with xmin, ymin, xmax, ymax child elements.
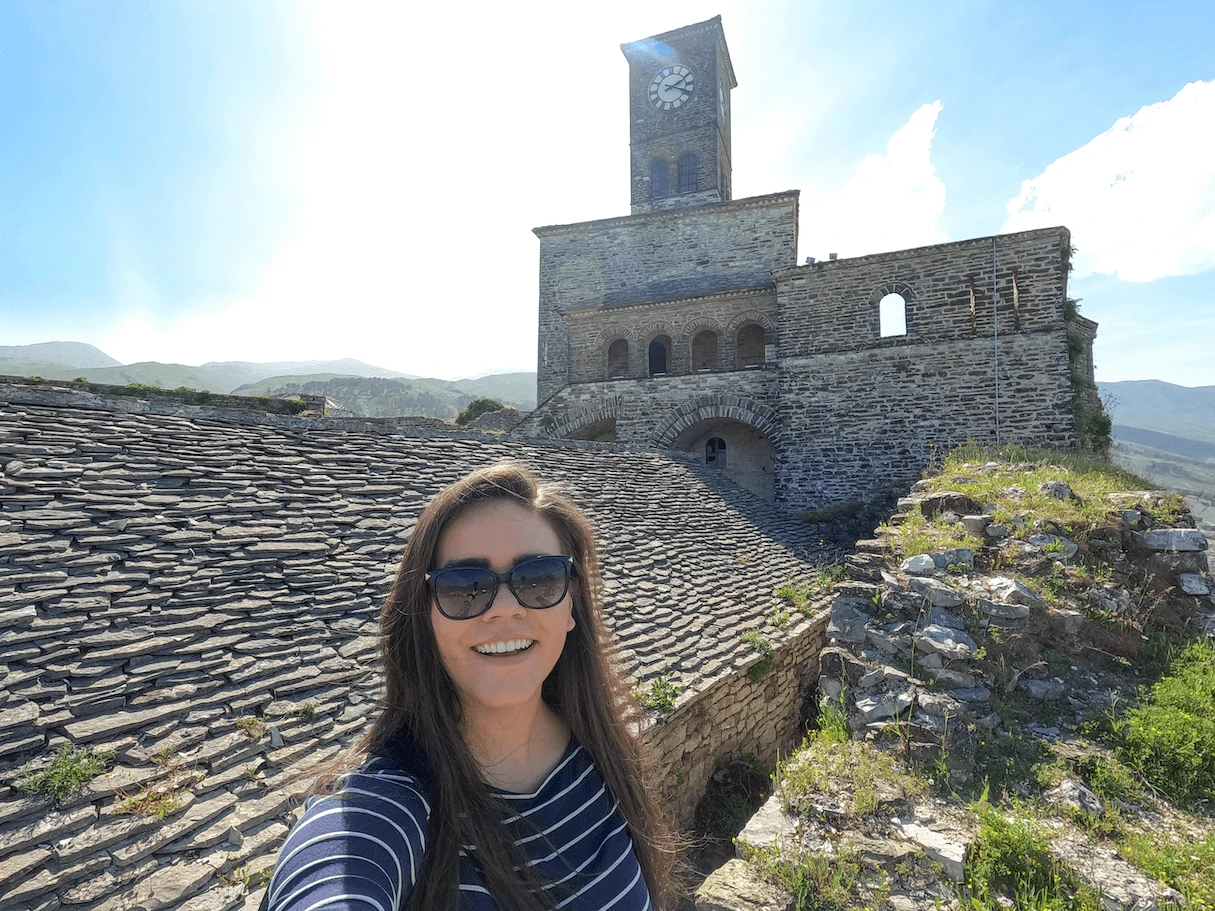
<box><xmin>265</xmin><ymin>766</ymin><xmax>431</xmax><ymax>911</ymax></box>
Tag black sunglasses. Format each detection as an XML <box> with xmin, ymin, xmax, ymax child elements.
<box><xmin>425</xmin><ymin>555</ymin><xmax>574</xmax><ymax>621</ymax></box>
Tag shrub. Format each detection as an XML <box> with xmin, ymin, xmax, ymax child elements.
<box><xmin>965</xmin><ymin>804</ymin><xmax>1100</xmax><ymax>910</ymax></box>
<box><xmin>455</xmin><ymin>397</ymin><xmax>504</xmax><ymax>425</ymax></box>
<box><xmin>741</xmin><ymin>629</ymin><xmax>775</xmax><ymax>683</ymax></box>
<box><xmin>19</xmin><ymin>744</ymin><xmax>114</xmax><ymax>802</ymax></box>
<box><xmin>1113</xmin><ymin>639</ymin><xmax>1215</xmax><ymax>804</ymax></box>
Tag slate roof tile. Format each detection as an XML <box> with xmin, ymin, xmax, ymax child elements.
<box><xmin>0</xmin><ymin>384</ymin><xmax>838</xmax><ymax>905</ymax></box>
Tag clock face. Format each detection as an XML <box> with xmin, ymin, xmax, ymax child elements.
<box><xmin>648</xmin><ymin>65</ymin><xmax>694</xmax><ymax>111</ymax></box>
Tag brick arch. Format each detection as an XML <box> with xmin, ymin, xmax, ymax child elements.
<box><xmin>682</xmin><ymin>317</ymin><xmax>724</xmax><ymax>340</ymax></box>
<box><xmin>550</xmin><ymin>396</ymin><xmax>623</xmax><ymax>439</ymax></box>
<box><xmin>725</xmin><ymin>310</ymin><xmax>775</xmax><ymax>334</ymax></box>
<box><xmin>868</xmin><ymin>280</ymin><xmax>917</xmax><ymax>306</ymax></box>
<box><xmin>592</xmin><ymin>326</ymin><xmax>636</xmax><ymax>347</ymax></box>
<box><xmin>649</xmin><ymin>394</ymin><xmax>781</xmax><ymax>449</ymax></box>
<box><xmin>639</xmin><ymin>321</ymin><xmax>676</xmax><ymax>345</ymax></box>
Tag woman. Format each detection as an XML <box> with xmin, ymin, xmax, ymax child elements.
<box><xmin>265</xmin><ymin>461</ymin><xmax>675</xmax><ymax>910</ymax></box>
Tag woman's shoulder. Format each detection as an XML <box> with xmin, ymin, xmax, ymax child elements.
<box><xmin>265</xmin><ymin>759</ymin><xmax>432</xmax><ymax>911</ymax></box>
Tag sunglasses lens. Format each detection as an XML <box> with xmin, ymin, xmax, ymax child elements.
<box><xmin>432</xmin><ymin>567</ymin><xmax>497</xmax><ymax>619</ymax></box>
<box><xmin>510</xmin><ymin>557</ymin><xmax>570</xmax><ymax>609</ymax></box>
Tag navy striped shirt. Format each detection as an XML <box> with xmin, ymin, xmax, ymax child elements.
<box><xmin>266</xmin><ymin>738</ymin><xmax>653</xmax><ymax>911</ymax></box>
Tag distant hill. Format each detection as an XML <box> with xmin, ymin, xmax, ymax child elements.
<box><xmin>0</xmin><ymin>341</ymin><xmax>120</xmax><ymax>369</ymax></box>
<box><xmin>1099</xmin><ymin>379</ymin><xmax>1215</xmax><ymax>535</ymax></box>
<box><xmin>0</xmin><ymin>339</ymin><xmax>538</xmax><ymax>413</ymax></box>
<box><xmin>235</xmin><ymin>374</ymin><xmax>534</xmax><ymax>420</ymax></box>
<box><xmin>1099</xmin><ymin>379</ymin><xmax>1215</xmax><ymax>446</ymax></box>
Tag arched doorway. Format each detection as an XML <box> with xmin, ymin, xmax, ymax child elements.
<box><xmin>671</xmin><ymin>418</ymin><xmax>775</xmax><ymax>501</ymax></box>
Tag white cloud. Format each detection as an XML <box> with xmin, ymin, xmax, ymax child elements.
<box><xmin>1003</xmin><ymin>80</ymin><xmax>1215</xmax><ymax>283</ymax></box>
<box><xmin>800</xmin><ymin>101</ymin><xmax>948</xmax><ymax>260</ymax></box>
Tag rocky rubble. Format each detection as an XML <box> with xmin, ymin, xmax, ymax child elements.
<box><xmin>698</xmin><ymin>463</ymin><xmax>1213</xmax><ymax>911</ymax></box>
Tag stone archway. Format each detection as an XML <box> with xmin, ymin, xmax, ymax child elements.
<box><xmin>650</xmin><ymin>396</ymin><xmax>780</xmax><ymax>501</ymax></box>
<box><xmin>550</xmin><ymin>397</ymin><xmax>623</xmax><ymax>442</ymax></box>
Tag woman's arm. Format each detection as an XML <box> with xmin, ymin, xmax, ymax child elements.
<box><xmin>265</xmin><ymin>768</ymin><xmax>431</xmax><ymax>911</ymax></box>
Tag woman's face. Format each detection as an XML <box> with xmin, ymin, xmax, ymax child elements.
<box><xmin>430</xmin><ymin>499</ymin><xmax>576</xmax><ymax>717</ymax></box>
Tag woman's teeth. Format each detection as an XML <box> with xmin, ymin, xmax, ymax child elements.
<box><xmin>473</xmin><ymin>639</ymin><xmax>535</xmax><ymax>656</ymax></box>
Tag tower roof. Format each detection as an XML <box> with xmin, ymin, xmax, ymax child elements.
<box><xmin>620</xmin><ymin>15</ymin><xmax>737</xmax><ymax>89</ymax></box>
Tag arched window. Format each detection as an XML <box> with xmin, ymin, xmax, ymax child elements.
<box><xmin>678</xmin><ymin>153</ymin><xmax>699</xmax><ymax>194</ymax></box>
<box><xmin>607</xmin><ymin>339</ymin><xmax>629</xmax><ymax>379</ymax></box>
<box><xmin>650</xmin><ymin>161</ymin><xmax>669</xmax><ymax>200</ymax></box>
<box><xmin>706</xmin><ymin>437</ymin><xmax>727</xmax><ymax>468</ymax></box>
<box><xmin>691</xmin><ymin>330</ymin><xmax>718</xmax><ymax>371</ymax></box>
<box><xmin>736</xmin><ymin>323</ymin><xmax>766</xmax><ymax>368</ymax></box>
<box><xmin>648</xmin><ymin>336</ymin><xmax>670</xmax><ymax>376</ymax></box>
<box><xmin>879</xmin><ymin>293</ymin><xmax>908</xmax><ymax>337</ymax></box>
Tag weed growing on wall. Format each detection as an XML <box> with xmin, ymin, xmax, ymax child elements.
<box><xmin>633</xmin><ymin>667</ymin><xmax>682</xmax><ymax>713</ymax></box>
<box><xmin>741</xmin><ymin>629</ymin><xmax>775</xmax><ymax>682</ymax></box>
<box><xmin>18</xmin><ymin>744</ymin><xmax>114</xmax><ymax>802</ymax></box>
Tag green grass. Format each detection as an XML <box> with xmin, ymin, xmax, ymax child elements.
<box><xmin>884</xmin><ymin>505</ymin><xmax>984</xmax><ymax>558</ymax></box>
<box><xmin>919</xmin><ymin>443</ymin><xmax>1184</xmax><ymax>537</ymax></box>
<box><xmin>745</xmin><ymin>843</ymin><xmax>870</xmax><ymax>911</ymax></box>
<box><xmin>1109</xmin><ymin>639</ymin><xmax>1215</xmax><ymax>805</ymax></box>
<box><xmin>18</xmin><ymin>744</ymin><xmax>114</xmax><ymax>802</ymax></box>
<box><xmin>777</xmin><ymin>724</ymin><xmax>927</xmax><ymax>817</ymax></box>
<box><xmin>1117</xmin><ymin>830</ymin><xmax>1215</xmax><ymax>911</ymax></box>
<box><xmin>965</xmin><ymin>803</ymin><xmax>1102</xmax><ymax>911</ymax></box>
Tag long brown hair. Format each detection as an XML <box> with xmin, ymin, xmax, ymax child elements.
<box><xmin>324</xmin><ymin>461</ymin><xmax>675</xmax><ymax>910</ymax></box>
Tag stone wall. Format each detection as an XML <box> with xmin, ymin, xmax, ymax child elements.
<box><xmin>534</xmin><ymin>192</ymin><xmax>798</xmax><ymax>403</ymax></box>
<box><xmin>564</xmin><ymin>287</ymin><xmax>776</xmax><ymax>384</ymax></box>
<box><xmin>642</xmin><ymin>608</ymin><xmax>829</xmax><ymax>827</ymax></box>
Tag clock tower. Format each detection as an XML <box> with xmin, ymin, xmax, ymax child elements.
<box><xmin>621</xmin><ymin>16</ymin><xmax>737</xmax><ymax>214</ymax></box>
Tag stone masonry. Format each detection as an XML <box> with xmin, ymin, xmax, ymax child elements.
<box><xmin>521</xmin><ymin>16</ymin><xmax>1100</xmax><ymax>512</ymax></box>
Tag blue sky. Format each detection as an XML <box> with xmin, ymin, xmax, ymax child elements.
<box><xmin>2</xmin><ymin>0</ymin><xmax>1213</xmax><ymax>384</ymax></box>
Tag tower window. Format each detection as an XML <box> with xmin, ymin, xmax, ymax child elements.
<box><xmin>650</xmin><ymin>161</ymin><xmax>669</xmax><ymax>200</ymax></box>
<box><xmin>879</xmin><ymin>293</ymin><xmax>908</xmax><ymax>337</ymax></box>
<box><xmin>691</xmin><ymin>329</ymin><xmax>718</xmax><ymax>371</ymax></box>
<box><xmin>607</xmin><ymin>338</ymin><xmax>629</xmax><ymax>379</ymax></box>
<box><xmin>678</xmin><ymin>153</ymin><xmax>699</xmax><ymax>194</ymax></box>
<box><xmin>706</xmin><ymin>437</ymin><xmax>727</xmax><ymax>468</ymax></box>
<box><xmin>736</xmin><ymin>324</ymin><xmax>765</xmax><ymax>368</ymax></box>
<box><xmin>648</xmin><ymin>336</ymin><xmax>670</xmax><ymax>376</ymax></box>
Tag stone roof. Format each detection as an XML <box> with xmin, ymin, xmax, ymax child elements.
<box><xmin>0</xmin><ymin>383</ymin><xmax>833</xmax><ymax>910</ymax></box>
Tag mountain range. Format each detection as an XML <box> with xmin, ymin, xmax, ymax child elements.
<box><xmin>0</xmin><ymin>341</ymin><xmax>537</xmax><ymax>418</ymax></box>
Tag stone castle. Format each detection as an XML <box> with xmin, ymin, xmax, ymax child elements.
<box><xmin>517</xmin><ymin>16</ymin><xmax>1100</xmax><ymax>510</ymax></box>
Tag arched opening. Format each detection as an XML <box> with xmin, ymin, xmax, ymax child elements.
<box><xmin>691</xmin><ymin>330</ymin><xmax>718</xmax><ymax>372</ymax></box>
<box><xmin>879</xmin><ymin>293</ymin><xmax>908</xmax><ymax>337</ymax></box>
<box><xmin>678</xmin><ymin>152</ymin><xmax>699</xmax><ymax>194</ymax></box>
<box><xmin>606</xmin><ymin>339</ymin><xmax>629</xmax><ymax>379</ymax></box>
<box><xmin>570</xmin><ymin>417</ymin><xmax>617</xmax><ymax>443</ymax></box>
<box><xmin>671</xmin><ymin>418</ymin><xmax>774</xmax><ymax>501</ymax></box>
<box><xmin>650</xmin><ymin>161</ymin><xmax>669</xmax><ymax>200</ymax></box>
<box><xmin>736</xmin><ymin>324</ymin><xmax>766</xmax><ymax>369</ymax></box>
<box><xmin>648</xmin><ymin>336</ymin><xmax>671</xmax><ymax>376</ymax></box>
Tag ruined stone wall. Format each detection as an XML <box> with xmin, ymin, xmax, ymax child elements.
<box><xmin>534</xmin><ymin>192</ymin><xmax>797</xmax><ymax>403</ymax></box>
<box><xmin>643</xmin><ymin>608</ymin><xmax>829</xmax><ymax>827</ymax></box>
<box><xmin>773</xmin><ymin>228</ymin><xmax>1076</xmax><ymax>511</ymax></box>
<box><xmin>564</xmin><ymin>288</ymin><xmax>776</xmax><ymax>383</ymax></box>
